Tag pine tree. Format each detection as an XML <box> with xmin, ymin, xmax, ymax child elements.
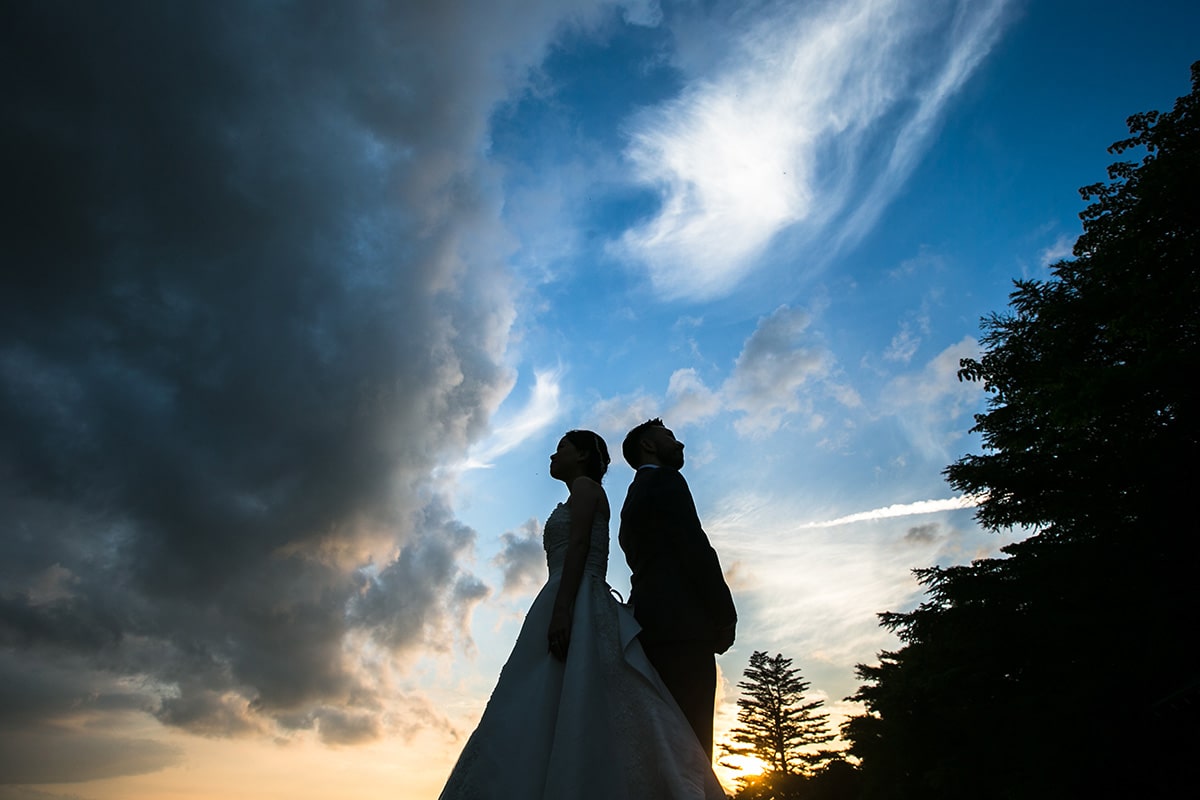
<box><xmin>723</xmin><ymin>650</ymin><xmax>835</xmax><ymax>782</ymax></box>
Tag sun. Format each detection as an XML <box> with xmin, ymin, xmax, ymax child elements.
<box><xmin>718</xmin><ymin>753</ymin><xmax>768</xmax><ymax>777</ymax></box>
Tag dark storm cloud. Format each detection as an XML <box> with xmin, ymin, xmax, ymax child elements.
<box><xmin>0</xmin><ymin>655</ymin><xmax>184</xmax><ymax>783</ymax></box>
<box><xmin>0</xmin><ymin>729</ymin><xmax>183</xmax><ymax>786</ymax></box>
<box><xmin>0</xmin><ymin>789</ymin><xmax>91</xmax><ymax>800</ymax></box>
<box><xmin>0</xmin><ymin>0</ymin><xmax>588</xmax><ymax>783</ymax></box>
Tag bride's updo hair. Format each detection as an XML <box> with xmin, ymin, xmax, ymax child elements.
<box><xmin>564</xmin><ymin>429</ymin><xmax>611</xmax><ymax>483</ymax></box>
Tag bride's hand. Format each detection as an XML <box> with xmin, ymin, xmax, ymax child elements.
<box><xmin>547</xmin><ymin>607</ymin><xmax>572</xmax><ymax>661</ymax></box>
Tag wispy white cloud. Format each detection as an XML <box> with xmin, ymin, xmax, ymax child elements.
<box><xmin>589</xmin><ymin>304</ymin><xmax>839</xmax><ymax>438</ymax></box>
<box><xmin>588</xmin><ymin>309</ymin><xmax>980</xmax><ymax>474</ymax></box>
<box><xmin>463</xmin><ymin>369</ymin><xmax>564</xmax><ymax>468</ymax></box>
<box><xmin>879</xmin><ymin>335</ymin><xmax>983</xmax><ymax>460</ymax></box>
<box><xmin>590</xmin><ymin>391</ymin><xmax>663</xmax><ymax>437</ymax></box>
<box><xmin>796</xmin><ymin>494</ymin><xmax>983</xmax><ymax>529</ymax></box>
<box><xmin>666</xmin><ymin>367</ymin><xmax>722</xmax><ymax>425</ymax></box>
<box><xmin>584</xmin><ymin>368</ymin><xmax>721</xmax><ymax>447</ymax></box>
<box><xmin>884</xmin><ymin>322</ymin><xmax>921</xmax><ymax>363</ymax></box>
<box><xmin>835</xmin><ymin>0</ymin><xmax>1013</xmax><ymax>250</ymax></box>
<box><xmin>888</xmin><ymin>245</ymin><xmax>947</xmax><ymax>280</ymax></box>
<box><xmin>884</xmin><ymin>305</ymin><xmax>933</xmax><ymax>364</ymax></box>
<box><xmin>1039</xmin><ymin>233</ymin><xmax>1076</xmax><ymax>267</ymax></box>
<box><xmin>616</xmin><ymin>0</ymin><xmax>1015</xmax><ymax>300</ymax></box>
<box><xmin>620</xmin><ymin>0</ymin><xmax>663</xmax><ymax>27</ymax></box>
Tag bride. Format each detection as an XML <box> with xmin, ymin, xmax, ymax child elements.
<box><xmin>438</xmin><ymin>429</ymin><xmax>727</xmax><ymax>799</ymax></box>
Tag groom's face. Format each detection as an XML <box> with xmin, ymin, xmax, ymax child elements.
<box><xmin>647</xmin><ymin>426</ymin><xmax>685</xmax><ymax>469</ymax></box>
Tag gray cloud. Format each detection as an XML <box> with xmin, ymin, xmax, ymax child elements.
<box><xmin>315</xmin><ymin>707</ymin><xmax>383</xmax><ymax>747</ymax></box>
<box><xmin>0</xmin><ymin>789</ymin><xmax>93</xmax><ymax>800</ymax></box>
<box><xmin>350</xmin><ymin>498</ymin><xmax>486</xmax><ymax>656</ymax></box>
<box><xmin>492</xmin><ymin>517</ymin><xmax>546</xmax><ymax>597</ymax></box>
<box><xmin>0</xmin><ymin>729</ymin><xmax>183</xmax><ymax>786</ymax></box>
<box><xmin>587</xmin><ymin>305</ymin><xmax>839</xmax><ymax>439</ymax></box>
<box><xmin>904</xmin><ymin>523</ymin><xmax>941</xmax><ymax>544</ymax></box>
<box><xmin>155</xmin><ymin>687</ymin><xmax>270</xmax><ymax>739</ymax></box>
<box><xmin>723</xmin><ymin>305</ymin><xmax>832</xmax><ymax>436</ymax></box>
<box><xmin>0</xmin><ymin>0</ymin><xmax>614</xmax><ymax>782</ymax></box>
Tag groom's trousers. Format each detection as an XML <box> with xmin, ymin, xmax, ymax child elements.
<box><xmin>641</xmin><ymin>639</ymin><xmax>717</xmax><ymax>760</ymax></box>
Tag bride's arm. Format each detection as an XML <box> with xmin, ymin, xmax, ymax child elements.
<box><xmin>547</xmin><ymin>476</ymin><xmax>602</xmax><ymax>661</ymax></box>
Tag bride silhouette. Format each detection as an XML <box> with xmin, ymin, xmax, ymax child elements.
<box><xmin>438</xmin><ymin>429</ymin><xmax>726</xmax><ymax>799</ymax></box>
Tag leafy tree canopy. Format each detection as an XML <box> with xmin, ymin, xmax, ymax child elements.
<box><xmin>847</xmin><ymin>62</ymin><xmax>1200</xmax><ymax>800</ymax></box>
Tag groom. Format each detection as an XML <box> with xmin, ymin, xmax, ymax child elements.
<box><xmin>619</xmin><ymin>418</ymin><xmax>736</xmax><ymax>759</ymax></box>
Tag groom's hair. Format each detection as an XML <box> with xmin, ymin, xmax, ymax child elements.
<box><xmin>622</xmin><ymin>418</ymin><xmax>665</xmax><ymax>469</ymax></box>
<box><xmin>564</xmin><ymin>429</ymin><xmax>611</xmax><ymax>483</ymax></box>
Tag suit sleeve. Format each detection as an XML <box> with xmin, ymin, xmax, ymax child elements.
<box><xmin>660</xmin><ymin>470</ymin><xmax>737</xmax><ymax>630</ymax></box>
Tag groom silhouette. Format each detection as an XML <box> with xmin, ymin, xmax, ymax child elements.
<box><xmin>619</xmin><ymin>419</ymin><xmax>736</xmax><ymax>759</ymax></box>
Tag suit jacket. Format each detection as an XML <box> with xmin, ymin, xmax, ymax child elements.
<box><xmin>618</xmin><ymin>466</ymin><xmax>736</xmax><ymax>647</ymax></box>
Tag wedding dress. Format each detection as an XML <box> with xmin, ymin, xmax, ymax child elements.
<box><xmin>438</xmin><ymin>502</ymin><xmax>727</xmax><ymax>799</ymax></box>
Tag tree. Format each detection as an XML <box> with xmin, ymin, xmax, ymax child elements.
<box><xmin>723</xmin><ymin>650</ymin><xmax>836</xmax><ymax>793</ymax></box>
<box><xmin>803</xmin><ymin>759</ymin><xmax>864</xmax><ymax>800</ymax></box>
<box><xmin>846</xmin><ymin>62</ymin><xmax>1200</xmax><ymax>799</ymax></box>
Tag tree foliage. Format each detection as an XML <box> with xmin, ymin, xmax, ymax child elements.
<box><xmin>846</xmin><ymin>62</ymin><xmax>1200</xmax><ymax>800</ymax></box>
<box><xmin>723</xmin><ymin>650</ymin><xmax>835</xmax><ymax>787</ymax></box>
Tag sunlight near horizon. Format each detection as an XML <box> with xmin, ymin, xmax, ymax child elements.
<box><xmin>718</xmin><ymin>753</ymin><xmax>768</xmax><ymax>777</ymax></box>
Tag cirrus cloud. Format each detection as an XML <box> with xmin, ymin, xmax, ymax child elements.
<box><xmin>615</xmin><ymin>0</ymin><xmax>1014</xmax><ymax>300</ymax></box>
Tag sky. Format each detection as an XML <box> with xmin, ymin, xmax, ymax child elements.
<box><xmin>1</xmin><ymin>1</ymin><xmax>1196</xmax><ymax>797</ymax></box>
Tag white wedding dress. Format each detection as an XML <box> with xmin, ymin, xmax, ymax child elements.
<box><xmin>439</xmin><ymin>502</ymin><xmax>727</xmax><ymax>799</ymax></box>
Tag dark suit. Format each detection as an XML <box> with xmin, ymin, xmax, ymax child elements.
<box><xmin>619</xmin><ymin>465</ymin><xmax>736</xmax><ymax>757</ymax></box>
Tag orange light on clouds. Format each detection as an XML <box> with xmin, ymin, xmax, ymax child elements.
<box><xmin>28</xmin><ymin>727</ymin><xmax>462</xmax><ymax>800</ymax></box>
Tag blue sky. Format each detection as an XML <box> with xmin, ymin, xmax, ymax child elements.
<box><xmin>444</xmin><ymin>0</ymin><xmax>1198</xmax><ymax>787</ymax></box>
<box><xmin>1</xmin><ymin>1</ymin><xmax>1197</xmax><ymax>797</ymax></box>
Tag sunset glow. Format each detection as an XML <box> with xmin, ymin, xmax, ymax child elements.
<box><xmin>3</xmin><ymin>1</ymin><xmax>1197</xmax><ymax>797</ymax></box>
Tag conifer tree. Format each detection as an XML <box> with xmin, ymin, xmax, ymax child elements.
<box><xmin>723</xmin><ymin>650</ymin><xmax>834</xmax><ymax>780</ymax></box>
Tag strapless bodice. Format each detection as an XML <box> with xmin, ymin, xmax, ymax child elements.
<box><xmin>544</xmin><ymin>502</ymin><xmax>609</xmax><ymax>580</ymax></box>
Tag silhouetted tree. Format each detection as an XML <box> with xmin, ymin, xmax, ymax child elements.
<box><xmin>804</xmin><ymin>759</ymin><xmax>864</xmax><ymax>800</ymax></box>
<box><xmin>727</xmin><ymin>759</ymin><xmax>862</xmax><ymax>800</ymax></box>
<box><xmin>729</xmin><ymin>771</ymin><xmax>806</xmax><ymax>800</ymax></box>
<box><xmin>723</xmin><ymin>650</ymin><xmax>835</xmax><ymax>794</ymax></box>
<box><xmin>847</xmin><ymin>62</ymin><xmax>1200</xmax><ymax>800</ymax></box>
